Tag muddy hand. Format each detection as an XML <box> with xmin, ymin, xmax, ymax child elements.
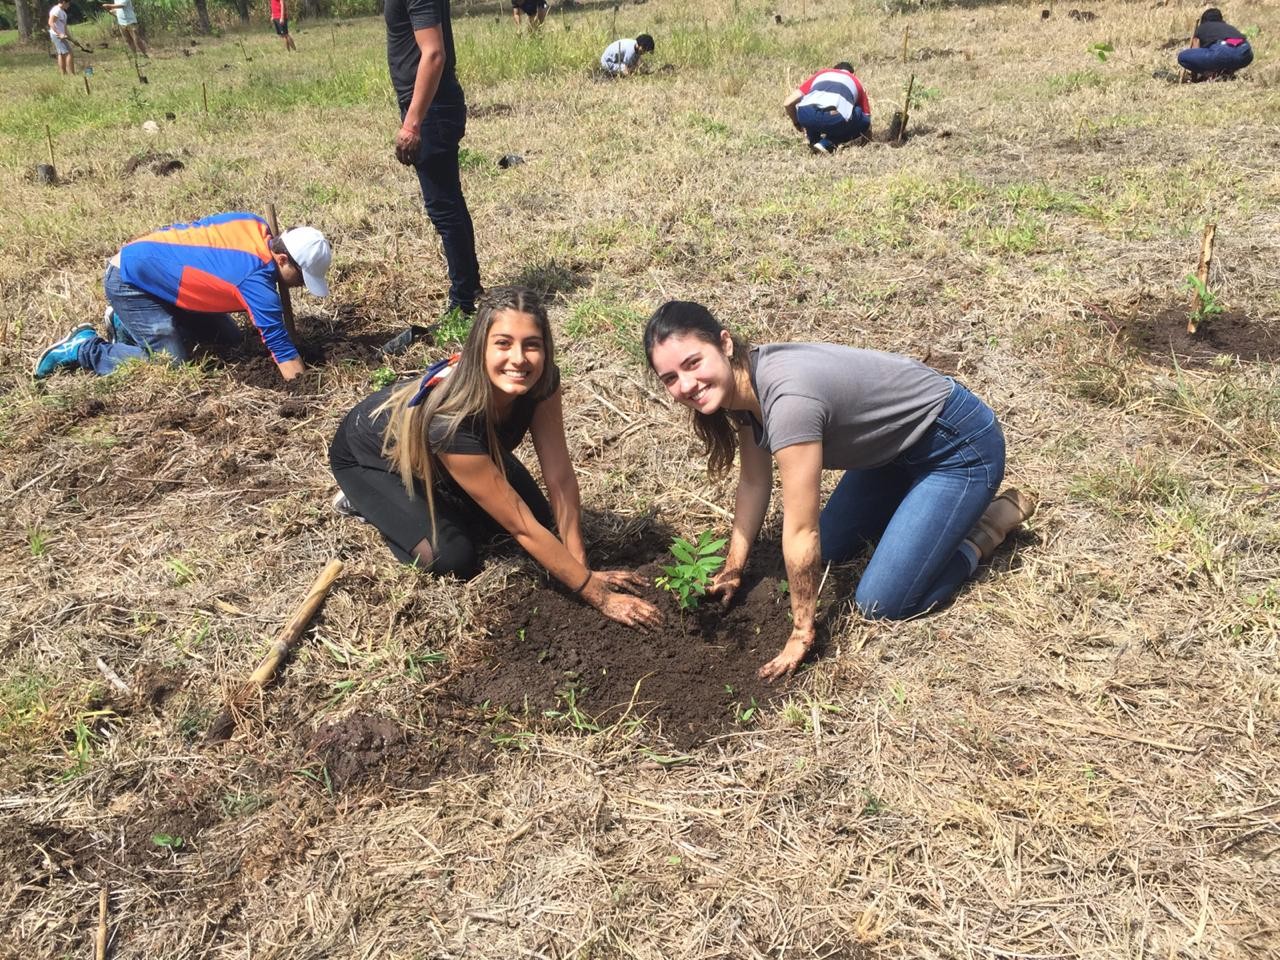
<box><xmin>710</xmin><ymin>567</ymin><xmax>742</xmax><ymax>607</ymax></box>
<box><xmin>597</xmin><ymin>589</ymin><xmax>662</xmax><ymax>631</ymax></box>
<box><xmin>394</xmin><ymin>126</ymin><xmax>421</xmax><ymax>165</ymax></box>
<box><xmin>593</xmin><ymin>569</ymin><xmax>650</xmax><ymax>595</ymax></box>
<box><xmin>757</xmin><ymin>629</ymin><xmax>814</xmax><ymax>683</ymax></box>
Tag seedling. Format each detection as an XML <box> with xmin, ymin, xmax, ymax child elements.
<box><xmin>151</xmin><ymin>833</ymin><xmax>184</xmax><ymax>851</ymax></box>
<box><xmin>370</xmin><ymin>365</ymin><xmax>397</xmax><ymax>389</ymax></box>
<box><xmin>1088</xmin><ymin>41</ymin><xmax>1114</xmax><ymax>62</ymax></box>
<box><xmin>1183</xmin><ymin>273</ymin><xmax>1224</xmax><ymax>334</ymax></box>
<box><xmin>733</xmin><ymin>696</ymin><xmax>760</xmax><ymax>726</ymax></box>
<box><xmin>655</xmin><ymin>531</ymin><xmax>727</xmax><ymax>611</ymax></box>
<box><xmin>27</xmin><ymin>528</ymin><xmax>49</xmax><ymax>557</ymax></box>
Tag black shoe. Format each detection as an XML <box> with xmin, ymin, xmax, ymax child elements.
<box><xmin>379</xmin><ymin>324</ymin><xmax>433</xmax><ymax>357</ymax></box>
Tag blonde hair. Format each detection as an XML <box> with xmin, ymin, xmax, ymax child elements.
<box><xmin>377</xmin><ymin>286</ymin><xmax>556</xmax><ymax>533</ymax></box>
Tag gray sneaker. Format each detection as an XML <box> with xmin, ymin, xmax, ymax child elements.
<box><xmin>331</xmin><ymin>490</ymin><xmax>366</xmax><ymax>523</ymax></box>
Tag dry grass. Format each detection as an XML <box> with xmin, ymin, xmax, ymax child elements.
<box><xmin>2</xmin><ymin>0</ymin><xmax>1279</xmax><ymax>957</ymax></box>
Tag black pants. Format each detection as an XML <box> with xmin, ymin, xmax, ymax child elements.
<box><xmin>330</xmin><ymin>435</ymin><xmax>553</xmax><ymax>579</ymax></box>
<box><xmin>404</xmin><ymin>103</ymin><xmax>482</xmax><ymax>313</ymax></box>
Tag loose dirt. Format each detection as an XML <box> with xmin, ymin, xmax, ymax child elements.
<box><xmin>1124</xmin><ymin>305</ymin><xmax>1280</xmax><ymax>366</ymax></box>
<box><xmin>306</xmin><ymin>711</ymin><xmax>489</xmax><ymax>791</ymax></box>
<box><xmin>452</xmin><ymin>562</ymin><xmax>797</xmax><ymax>749</ymax></box>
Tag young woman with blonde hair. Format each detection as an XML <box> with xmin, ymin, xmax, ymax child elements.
<box><xmin>330</xmin><ymin>286</ymin><xmax>660</xmax><ymax>629</ymax></box>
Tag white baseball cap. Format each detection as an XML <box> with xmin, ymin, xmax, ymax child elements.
<box><xmin>280</xmin><ymin>227</ymin><xmax>332</xmax><ymax>298</ymax></box>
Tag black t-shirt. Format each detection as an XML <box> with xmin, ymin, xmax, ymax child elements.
<box><xmin>334</xmin><ymin>366</ymin><xmax>561</xmax><ymax>481</ymax></box>
<box><xmin>385</xmin><ymin>0</ymin><xmax>464</xmax><ymax>109</ymax></box>
<box><xmin>1195</xmin><ymin>20</ymin><xmax>1245</xmax><ymax>45</ymax></box>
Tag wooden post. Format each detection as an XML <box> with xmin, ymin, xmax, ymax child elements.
<box><xmin>94</xmin><ymin>886</ymin><xmax>108</xmax><ymax>960</ymax></box>
<box><xmin>897</xmin><ymin>73</ymin><xmax>915</xmax><ymax>145</ymax></box>
<box><xmin>265</xmin><ymin>203</ymin><xmax>298</xmax><ymax>342</ymax></box>
<box><xmin>83</xmin><ymin>74</ymin><xmax>91</xmax><ymax>95</ymax></box>
<box><xmin>202</xmin><ymin>81</ymin><xmax>208</xmax><ymax>114</ymax></box>
<box><xmin>1188</xmin><ymin>222</ymin><xmax>1217</xmax><ymax>335</ymax></box>
<box><xmin>45</xmin><ymin>125</ymin><xmax>55</xmax><ymax>166</ymax></box>
<box><xmin>902</xmin><ymin>25</ymin><xmax>910</xmax><ymax>64</ymax></box>
<box><xmin>205</xmin><ymin>559</ymin><xmax>344</xmax><ymax>744</ymax></box>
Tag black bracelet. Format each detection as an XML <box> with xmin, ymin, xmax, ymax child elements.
<box><xmin>571</xmin><ymin>570</ymin><xmax>592</xmax><ymax>595</ymax></box>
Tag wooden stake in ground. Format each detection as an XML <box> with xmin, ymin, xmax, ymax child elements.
<box><xmin>264</xmin><ymin>202</ymin><xmax>298</xmax><ymax>343</ymax></box>
<box><xmin>205</xmin><ymin>558</ymin><xmax>343</xmax><ymax>744</ymax></box>
<box><xmin>202</xmin><ymin>80</ymin><xmax>208</xmax><ymax>114</ymax></box>
<box><xmin>901</xmin><ymin>25</ymin><xmax>910</xmax><ymax>64</ymax></box>
<box><xmin>1188</xmin><ymin>222</ymin><xmax>1217</xmax><ymax>335</ymax></box>
<box><xmin>897</xmin><ymin>73</ymin><xmax>915</xmax><ymax>145</ymax></box>
<box><xmin>45</xmin><ymin>124</ymin><xmax>55</xmax><ymax>166</ymax></box>
<box><xmin>94</xmin><ymin>886</ymin><xmax>108</xmax><ymax>960</ymax></box>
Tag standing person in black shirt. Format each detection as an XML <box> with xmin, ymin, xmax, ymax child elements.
<box><xmin>1178</xmin><ymin>8</ymin><xmax>1253</xmax><ymax>80</ymax></box>
<box><xmin>382</xmin><ymin>0</ymin><xmax>483</xmax><ymax>356</ymax></box>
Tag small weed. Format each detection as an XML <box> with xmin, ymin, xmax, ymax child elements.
<box><xmin>369</xmin><ymin>365</ymin><xmax>398</xmax><ymax>389</ymax></box>
<box><xmin>639</xmin><ymin>748</ymin><xmax>693</xmax><ymax>767</ymax></box>
<box><xmin>909</xmin><ymin>85</ymin><xmax>941</xmax><ymax>108</ymax></box>
<box><xmin>434</xmin><ymin>307</ymin><xmax>474</xmax><ymax>346</ymax></box>
<box><xmin>167</xmin><ymin>558</ymin><xmax>197</xmax><ymax>586</ymax></box>
<box><xmin>544</xmin><ymin>687</ymin><xmax>600</xmax><ymax>733</ymax></box>
<box><xmin>861</xmin><ymin>790</ymin><xmax>887</xmax><ymax>817</ymax></box>
<box><xmin>27</xmin><ymin>528</ymin><xmax>50</xmax><ymax>557</ymax></box>
<box><xmin>151</xmin><ymin>833</ymin><xmax>185</xmax><ymax>851</ymax></box>
<box><xmin>1183</xmin><ymin>273</ymin><xmax>1225</xmax><ymax>334</ymax></box>
<box><xmin>404</xmin><ymin>649</ymin><xmax>445</xmax><ymax>681</ymax></box>
<box><xmin>294</xmin><ymin>764</ymin><xmax>335</xmax><ymax>796</ymax></box>
<box><xmin>732</xmin><ymin>696</ymin><xmax>760</xmax><ymax>726</ymax></box>
<box><xmin>1087</xmin><ymin>41</ymin><xmax>1114</xmax><ymax>62</ymax></box>
<box><xmin>457</xmin><ymin>147</ymin><xmax>486</xmax><ymax>170</ymax></box>
<box><xmin>220</xmin><ymin>790</ymin><xmax>268</xmax><ymax>818</ymax></box>
<box><xmin>655</xmin><ymin>531</ymin><xmax>726</xmax><ymax>611</ymax></box>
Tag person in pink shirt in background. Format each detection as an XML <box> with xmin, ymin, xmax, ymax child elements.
<box><xmin>269</xmin><ymin>0</ymin><xmax>296</xmax><ymax>52</ymax></box>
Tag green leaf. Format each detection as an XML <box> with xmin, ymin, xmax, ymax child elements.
<box><xmin>670</xmin><ymin>539</ymin><xmax>696</xmax><ymax>564</ymax></box>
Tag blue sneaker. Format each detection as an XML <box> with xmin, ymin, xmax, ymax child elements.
<box><xmin>33</xmin><ymin>323</ymin><xmax>97</xmax><ymax>379</ymax></box>
<box><xmin>811</xmin><ymin>136</ymin><xmax>835</xmax><ymax>155</ymax></box>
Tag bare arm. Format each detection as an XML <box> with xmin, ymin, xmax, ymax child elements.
<box><xmin>529</xmin><ymin>388</ymin><xmax>586</xmax><ymax>566</ymax></box>
<box><xmin>440</xmin><ymin>450</ymin><xmax>661</xmax><ymax>628</ymax></box>
<box><xmin>395</xmin><ymin>24</ymin><xmax>445</xmax><ymax>165</ymax></box>
<box><xmin>783</xmin><ymin>89</ymin><xmax>804</xmax><ymax>129</ymax></box>
<box><xmin>712</xmin><ymin>423</ymin><xmax>772</xmax><ymax>604</ymax></box>
<box><xmin>759</xmin><ymin>440</ymin><xmax>823</xmax><ymax>682</ymax></box>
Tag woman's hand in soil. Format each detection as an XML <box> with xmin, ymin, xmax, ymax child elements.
<box><xmin>584</xmin><ymin>575</ymin><xmax>662</xmax><ymax>630</ymax></box>
<box><xmin>710</xmin><ymin>567</ymin><xmax>743</xmax><ymax>606</ymax></box>
<box><xmin>757</xmin><ymin>627</ymin><xmax>814</xmax><ymax>683</ymax></box>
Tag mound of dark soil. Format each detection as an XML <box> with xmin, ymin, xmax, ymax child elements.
<box><xmin>1124</xmin><ymin>305</ymin><xmax>1280</xmax><ymax>366</ymax></box>
<box><xmin>122</xmin><ymin>150</ymin><xmax>185</xmax><ymax>176</ymax></box>
<box><xmin>306</xmin><ymin>711</ymin><xmax>487</xmax><ymax>791</ymax></box>
<box><xmin>453</xmin><ymin>563</ymin><xmax>797</xmax><ymax>748</ymax></box>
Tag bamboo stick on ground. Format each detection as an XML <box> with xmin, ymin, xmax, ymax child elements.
<box><xmin>206</xmin><ymin>558</ymin><xmax>344</xmax><ymax>744</ymax></box>
<box><xmin>265</xmin><ymin>202</ymin><xmax>299</xmax><ymax>343</ymax></box>
<box><xmin>1188</xmin><ymin>222</ymin><xmax>1217</xmax><ymax>335</ymax></box>
<box><xmin>897</xmin><ymin>74</ymin><xmax>916</xmax><ymax>145</ymax></box>
<box><xmin>95</xmin><ymin>886</ymin><xmax>108</xmax><ymax>960</ymax></box>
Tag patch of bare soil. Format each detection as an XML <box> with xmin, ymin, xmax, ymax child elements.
<box><xmin>122</xmin><ymin>150</ymin><xmax>186</xmax><ymax>176</ymax></box>
<box><xmin>453</xmin><ymin>561</ymin><xmax>798</xmax><ymax>749</ymax></box>
<box><xmin>1122</xmin><ymin>305</ymin><xmax>1280</xmax><ymax>366</ymax></box>
<box><xmin>305</xmin><ymin>712</ymin><xmax>488</xmax><ymax>791</ymax></box>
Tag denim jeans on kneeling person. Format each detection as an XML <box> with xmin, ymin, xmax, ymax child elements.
<box><xmin>77</xmin><ymin>264</ymin><xmax>242</xmax><ymax>376</ymax></box>
<box><xmin>796</xmin><ymin>102</ymin><xmax>871</xmax><ymax>146</ymax></box>
<box><xmin>1178</xmin><ymin>40</ymin><xmax>1253</xmax><ymax>75</ymax></box>
<box><xmin>406</xmin><ymin>103</ymin><xmax>482</xmax><ymax>314</ymax></box>
<box><xmin>819</xmin><ymin>380</ymin><xmax>1006</xmax><ymax>620</ymax></box>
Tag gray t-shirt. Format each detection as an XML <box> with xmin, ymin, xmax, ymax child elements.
<box><xmin>741</xmin><ymin>343</ymin><xmax>951</xmax><ymax>470</ymax></box>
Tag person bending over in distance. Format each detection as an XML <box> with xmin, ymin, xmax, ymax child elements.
<box><xmin>35</xmin><ymin>212</ymin><xmax>332</xmax><ymax>383</ymax></box>
<box><xmin>600</xmin><ymin>34</ymin><xmax>654</xmax><ymax>77</ymax></box>
<box><xmin>380</xmin><ymin>0</ymin><xmax>483</xmax><ymax>356</ymax></box>
<box><xmin>644</xmin><ymin>301</ymin><xmax>1036</xmax><ymax>682</ymax></box>
<box><xmin>270</xmin><ymin>0</ymin><xmax>297</xmax><ymax>51</ymax></box>
<box><xmin>330</xmin><ymin>286</ymin><xmax>662</xmax><ymax>630</ymax></box>
<box><xmin>48</xmin><ymin>0</ymin><xmax>75</xmax><ymax>76</ymax></box>
<box><xmin>1178</xmin><ymin>7</ymin><xmax>1252</xmax><ymax>80</ymax></box>
<box><xmin>101</xmin><ymin>0</ymin><xmax>147</xmax><ymax>56</ymax></box>
<box><xmin>512</xmin><ymin>0</ymin><xmax>547</xmax><ymax>28</ymax></box>
<box><xmin>783</xmin><ymin>61</ymin><xmax>871</xmax><ymax>154</ymax></box>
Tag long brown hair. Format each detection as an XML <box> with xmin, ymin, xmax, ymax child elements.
<box><xmin>643</xmin><ymin>300</ymin><xmax>749</xmax><ymax>478</ymax></box>
<box><xmin>378</xmin><ymin>286</ymin><xmax>556</xmax><ymax>529</ymax></box>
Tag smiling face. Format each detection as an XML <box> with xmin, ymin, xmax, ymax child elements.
<box><xmin>649</xmin><ymin>330</ymin><xmax>737</xmax><ymax>414</ymax></box>
<box><xmin>485</xmin><ymin>309</ymin><xmax>546</xmax><ymax>403</ymax></box>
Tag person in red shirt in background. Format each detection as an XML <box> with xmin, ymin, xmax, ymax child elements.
<box><xmin>270</xmin><ymin>0</ymin><xmax>296</xmax><ymax>52</ymax></box>
<box><xmin>34</xmin><ymin>212</ymin><xmax>332</xmax><ymax>383</ymax></box>
<box><xmin>783</xmin><ymin>61</ymin><xmax>872</xmax><ymax>154</ymax></box>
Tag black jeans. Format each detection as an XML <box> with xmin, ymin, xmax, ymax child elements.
<box><xmin>403</xmin><ymin>102</ymin><xmax>482</xmax><ymax>313</ymax></box>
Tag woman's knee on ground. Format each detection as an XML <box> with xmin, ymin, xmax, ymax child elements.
<box><xmin>853</xmin><ymin>581</ymin><xmax>923</xmax><ymax>621</ymax></box>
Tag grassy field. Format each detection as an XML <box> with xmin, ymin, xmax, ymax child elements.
<box><xmin>2</xmin><ymin>1</ymin><xmax>1280</xmax><ymax>957</ymax></box>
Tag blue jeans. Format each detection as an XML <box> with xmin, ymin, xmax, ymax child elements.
<box><xmin>796</xmin><ymin>103</ymin><xmax>870</xmax><ymax>146</ymax></box>
<box><xmin>820</xmin><ymin>380</ymin><xmax>1005</xmax><ymax>620</ymax></box>
<box><xmin>77</xmin><ymin>264</ymin><xmax>241</xmax><ymax>376</ymax></box>
<box><xmin>406</xmin><ymin>103</ymin><xmax>482</xmax><ymax>313</ymax></box>
<box><xmin>1178</xmin><ymin>41</ymin><xmax>1252</xmax><ymax>75</ymax></box>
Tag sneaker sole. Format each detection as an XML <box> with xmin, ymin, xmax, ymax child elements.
<box><xmin>33</xmin><ymin>323</ymin><xmax>96</xmax><ymax>379</ymax></box>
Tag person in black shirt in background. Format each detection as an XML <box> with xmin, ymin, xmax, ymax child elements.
<box><xmin>1178</xmin><ymin>8</ymin><xmax>1253</xmax><ymax>81</ymax></box>
<box><xmin>382</xmin><ymin>0</ymin><xmax>483</xmax><ymax>355</ymax></box>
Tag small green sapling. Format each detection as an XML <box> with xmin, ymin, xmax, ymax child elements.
<box><xmin>655</xmin><ymin>531</ymin><xmax>727</xmax><ymax>611</ymax></box>
<box><xmin>1183</xmin><ymin>273</ymin><xmax>1224</xmax><ymax>334</ymax></box>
